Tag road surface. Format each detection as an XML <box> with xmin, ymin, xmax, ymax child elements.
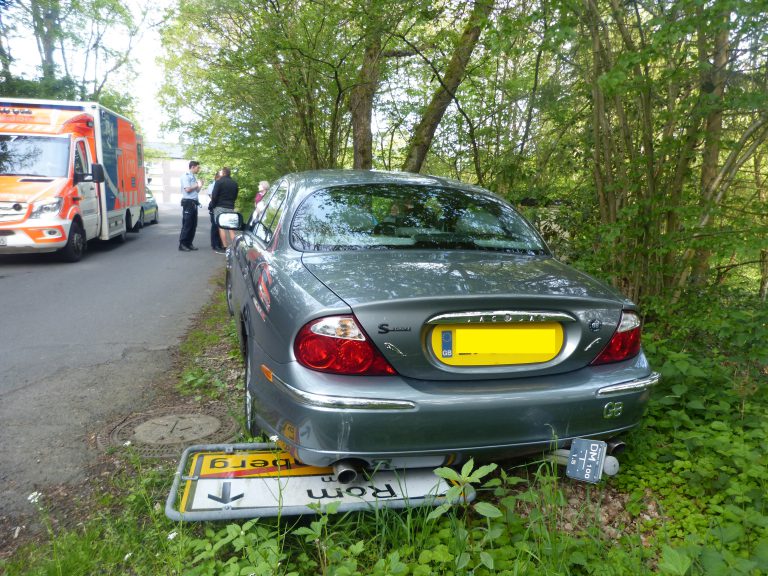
<box><xmin>0</xmin><ymin>203</ymin><xmax>223</xmax><ymax>531</ymax></box>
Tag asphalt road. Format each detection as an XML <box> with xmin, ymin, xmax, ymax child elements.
<box><xmin>0</xmin><ymin>204</ymin><xmax>223</xmax><ymax>528</ymax></box>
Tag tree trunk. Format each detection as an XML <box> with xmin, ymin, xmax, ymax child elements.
<box><xmin>401</xmin><ymin>0</ymin><xmax>494</xmax><ymax>174</ymax></box>
<box><xmin>0</xmin><ymin>5</ymin><xmax>12</xmax><ymax>84</ymax></box>
<box><xmin>688</xmin><ymin>7</ymin><xmax>728</xmax><ymax>287</ymax></box>
<box><xmin>272</xmin><ymin>57</ymin><xmax>322</xmax><ymax>169</ymax></box>
<box><xmin>350</xmin><ymin>31</ymin><xmax>381</xmax><ymax>170</ymax></box>
<box><xmin>30</xmin><ymin>0</ymin><xmax>60</xmax><ymax>81</ymax></box>
<box><xmin>583</xmin><ymin>0</ymin><xmax>616</xmax><ymax>226</ymax></box>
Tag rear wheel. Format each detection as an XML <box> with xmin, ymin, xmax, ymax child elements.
<box><xmin>243</xmin><ymin>347</ymin><xmax>261</xmax><ymax>438</ymax></box>
<box><xmin>60</xmin><ymin>221</ymin><xmax>86</xmax><ymax>262</ymax></box>
<box><xmin>225</xmin><ymin>270</ymin><xmax>235</xmax><ymax>316</ymax></box>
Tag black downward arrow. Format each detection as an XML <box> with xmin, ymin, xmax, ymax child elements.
<box><xmin>208</xmin><ymin>481</ymin><xmax>245</xmax><ymax>504</ymax></box>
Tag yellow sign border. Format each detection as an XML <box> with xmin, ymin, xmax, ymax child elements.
<box><xmin>179</xmin><ymin>450</ymin><xmax>332</xmax><ymax>512</ymax></box>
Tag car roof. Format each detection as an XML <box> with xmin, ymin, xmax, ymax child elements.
<box><xmin>282</xmin><ymin>169</ymin><xmax>489</xmax><ymax>201</ymax></box>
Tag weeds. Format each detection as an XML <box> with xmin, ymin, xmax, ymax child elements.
<box><xmin>3</xmin><ymin>286</ymin><xmax>767</xmax><ymax>575</ymax></box>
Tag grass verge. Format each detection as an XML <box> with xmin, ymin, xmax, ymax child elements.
<box><xmin>1</xmin><ymin>282</ymin><xmax>766</xmax><ymax>575</ymax></box>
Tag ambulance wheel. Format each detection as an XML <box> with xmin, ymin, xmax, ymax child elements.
<box><xmin>60</xmin><ymin>222</ymin><xmax>86</xmax><ymax>262</ymax></box>
<box><xmin>244</xmin><ymin>347</ymin><xmax>262</xmax><ymax>438</ymax></box>
<box><xmin>112</xmin><ymin>228</ymin><xmax>127</xmax><ymax>243</ymax></box>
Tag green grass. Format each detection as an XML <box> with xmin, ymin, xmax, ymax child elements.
<box><xmin>2</xmin><ymin>285</ymin><xmax>767</xmax><ymax>575</ymax></box>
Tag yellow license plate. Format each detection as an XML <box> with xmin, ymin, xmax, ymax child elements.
<box><xmin>430</xmin><ymin>323</ymin><xmax>563</xmax><ymax>366</ymax></box>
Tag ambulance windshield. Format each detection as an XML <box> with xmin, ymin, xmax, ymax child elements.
<box><xmin>0</xmin><ymin>135</ymin><xmax>70</xmax><ymax>178</ymax></box>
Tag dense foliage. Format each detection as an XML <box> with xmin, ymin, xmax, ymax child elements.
<box><xmin>159</xmin><ymin>0</ymin><xmax>768</xmax><ymax>307</ymax></box>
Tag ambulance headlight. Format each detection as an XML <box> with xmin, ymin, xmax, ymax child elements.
<box><xmin>30</xmin><ymin>198</ymin><xmax>64</xmax><ymax>219</ymax></box>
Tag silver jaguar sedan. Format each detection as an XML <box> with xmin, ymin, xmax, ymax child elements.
<box><xmin>219</xmin><ymin>170</ymin><xmax>658</xmax><ymax>479</ymax></box>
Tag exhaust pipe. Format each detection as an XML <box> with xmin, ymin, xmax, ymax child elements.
<box><xmin>333</xmin><ymin>460</ymin><xmax>360</xmax><ymax>484</ymax></box>
<box><xmin>607</xmin><ymin>439</ymin><xmax>626</xmax><ymax>455</ymax></box>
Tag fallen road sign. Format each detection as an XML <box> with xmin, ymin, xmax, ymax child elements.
<box><xmin>165</xmin><ymin>443</ymin><xmax>454</xmax><ymax>521</ymax></box>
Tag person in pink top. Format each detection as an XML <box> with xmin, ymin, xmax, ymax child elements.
<box><xmin>253</xmin><ymin>180</ymin><xmax>270</xmax><ymax>218</ymax></box>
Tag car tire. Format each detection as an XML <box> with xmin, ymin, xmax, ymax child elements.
<box><xmin>151</xmin><ymin>209</ymin><xmax>158</xmax><ymax>224</ymax></box>
<box><xmin>136</xmin><ymin>209</ymin><xmax>145</xmax><ymax>230</ymax></box>
<box><xmin>126</xmin><ymin>211</ymin><xmax>137</xmax><ymax>234</ymax></box>
<box><xmin>244</xmin><ymin>348</ymin><xmax>262</xmax><ymax>438</ymax></box>
<box><xmin>60</xmin><ymin>221</ymin><xmax>86</xmax><ymax>262</ymax></box>
<box><xmin>225</xmin><ymin>270</ymin><xmax>235</xmax><ymax>317</ymax></box>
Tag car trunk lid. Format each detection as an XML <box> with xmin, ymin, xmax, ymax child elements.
<box><xmin>301</xmin><ymin>251</ymin><xmax>629</xmax><ymax>380</ymax></box>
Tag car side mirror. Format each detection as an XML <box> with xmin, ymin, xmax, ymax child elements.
<box><xmin>91</xmin><ymin>163</ymin><xmax>105</xmax><ymax>183</ymax></box>
<box><xmin>74</xmin><ymin>163</ymin><xmax>105</xmax><ymax>184</ymax></box>
<box><xmin>217</xmin><ymin>212</ymin><xmax>244</xmax><ymax>230</ymax></box>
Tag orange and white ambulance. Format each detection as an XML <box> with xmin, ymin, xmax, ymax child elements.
<box><xmin>0</xmin><ymin>98</ymin><xmax>146</xmax><ymax>261</ymax></box>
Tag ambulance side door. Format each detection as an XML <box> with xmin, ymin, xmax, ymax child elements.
<box><xmin>74</xmin><ymin>139</ymin><xmax>99</xmax><ymax>238</ymax></box>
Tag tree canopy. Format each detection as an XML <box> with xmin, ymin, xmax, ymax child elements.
<box><xmin>159</xmin><ymin>0</ymin><xmax>768</xmax><ymax>308</ymax></box>
<box><xmin>1</xmin><ymin>0</ymin><xmax>766</xmax><ymax>307</ymax></box>
<box><xmin>0</xmin><ymin>0</ymin><xmax>148</xmax><ymax>116</ymax></box>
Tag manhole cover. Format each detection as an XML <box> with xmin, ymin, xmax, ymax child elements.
<box><xmin>133</xmin><ymin>414</ymin><xmax>222</xmax><ymax>444</ymax></box>
<box><xmin>97</xmin><ymin>403</ymin><xmax>241</xmax><ymax>458</ymax></box>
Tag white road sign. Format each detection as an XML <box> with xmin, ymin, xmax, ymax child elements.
<box><xmin>166</xmin><ymin>444</ymin><xmax>454</xmax><ymax>521</ymax></box>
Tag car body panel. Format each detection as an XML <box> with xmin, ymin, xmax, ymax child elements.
<box><xmin>247</xmin><ymin>336</ymin><xmax>652</xmax><ymax>466</ymax></box>
<box><xmin>301</xmin><ymin>250</ymin><xmax>630</xmax><ymax>379</ymax></box>
<box><xmin>223</xmin><ymin>169</ymin><xmax>658</xmax><ymax>469</ymax></box>
<box><xmin>142</xmin><ymin>190</ymin><xmax>158</xmax><ymax>224</ymax></box>
<box><xmin>229</xmin><ymin>233</ymin><xmax>349</xmax><ymax>365</ymax></box>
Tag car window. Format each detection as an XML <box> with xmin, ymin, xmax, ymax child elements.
<box><xmin>248</xmin><ymin>183</ymin><xmax>275</xmax><ymax>229</ymax></box>
<box><xmin>74</xmin><ymin>141</ymin><xmax>88</xmax><ymax>175</ymax></box>
<box><xmin>253</xmin><ymin>181</ymin><xmax>288</xmax><ymax>244</ymax></box>
<box><xmin>290</xmin><ymin>184</ymin><xmax>548</xmax><ymax>255</ymax></box>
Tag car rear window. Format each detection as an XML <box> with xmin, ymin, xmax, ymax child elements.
<box><xmin>290</xmin><ymin>184</ymin><xmax>549</xmax><ymax>254</ymax></box>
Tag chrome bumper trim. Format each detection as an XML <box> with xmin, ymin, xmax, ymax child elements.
<box><xmin>270</xmin><ymin>374</ymin><xmax>417</xmax><ymax>411</ymax></box>
<box><xmin>597</xmin><ymin>372</ymin><xmax>660</xmax><ymax>397</ymax></box>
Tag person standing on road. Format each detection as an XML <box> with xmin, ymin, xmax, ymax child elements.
<box><xmin>209</xmin><ymin>166</ymin><xmax>239</xmax><ymax>249</ymax></box>
<box><xmin>206</xmin><ymin>171</ymin><xmax>225</xmax><ymax>252</ymax></box>
<box><xmin>179</xmin><ymin>161</ymin><xmax>203</xmax><ymax>251</ymax></box>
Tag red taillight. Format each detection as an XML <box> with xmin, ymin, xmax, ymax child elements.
<box><xmin>294</xmin><ymin>315</ymin><xmax>397</xmax><ymax>376</ymax></box>
<box><xmin>591</xmin><ymin>311</ymin><xmax>642</xmax><ymax>365</ymax></box>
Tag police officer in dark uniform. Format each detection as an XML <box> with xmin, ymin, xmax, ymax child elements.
<box><xmin>179</xmin><ymin>160</ymin><xmax>202</xmax><ymax>251</ymax></box>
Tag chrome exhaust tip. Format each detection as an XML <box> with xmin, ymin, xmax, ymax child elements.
<box><xmin>607</xmin><ymin>440</ymin><xmax>626</xmax><ymax>455</ymax></box>
<box><xmin>333</xmin><ymin>460</ymin><xmax>360</xmax><ymax>484</ymax></box>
